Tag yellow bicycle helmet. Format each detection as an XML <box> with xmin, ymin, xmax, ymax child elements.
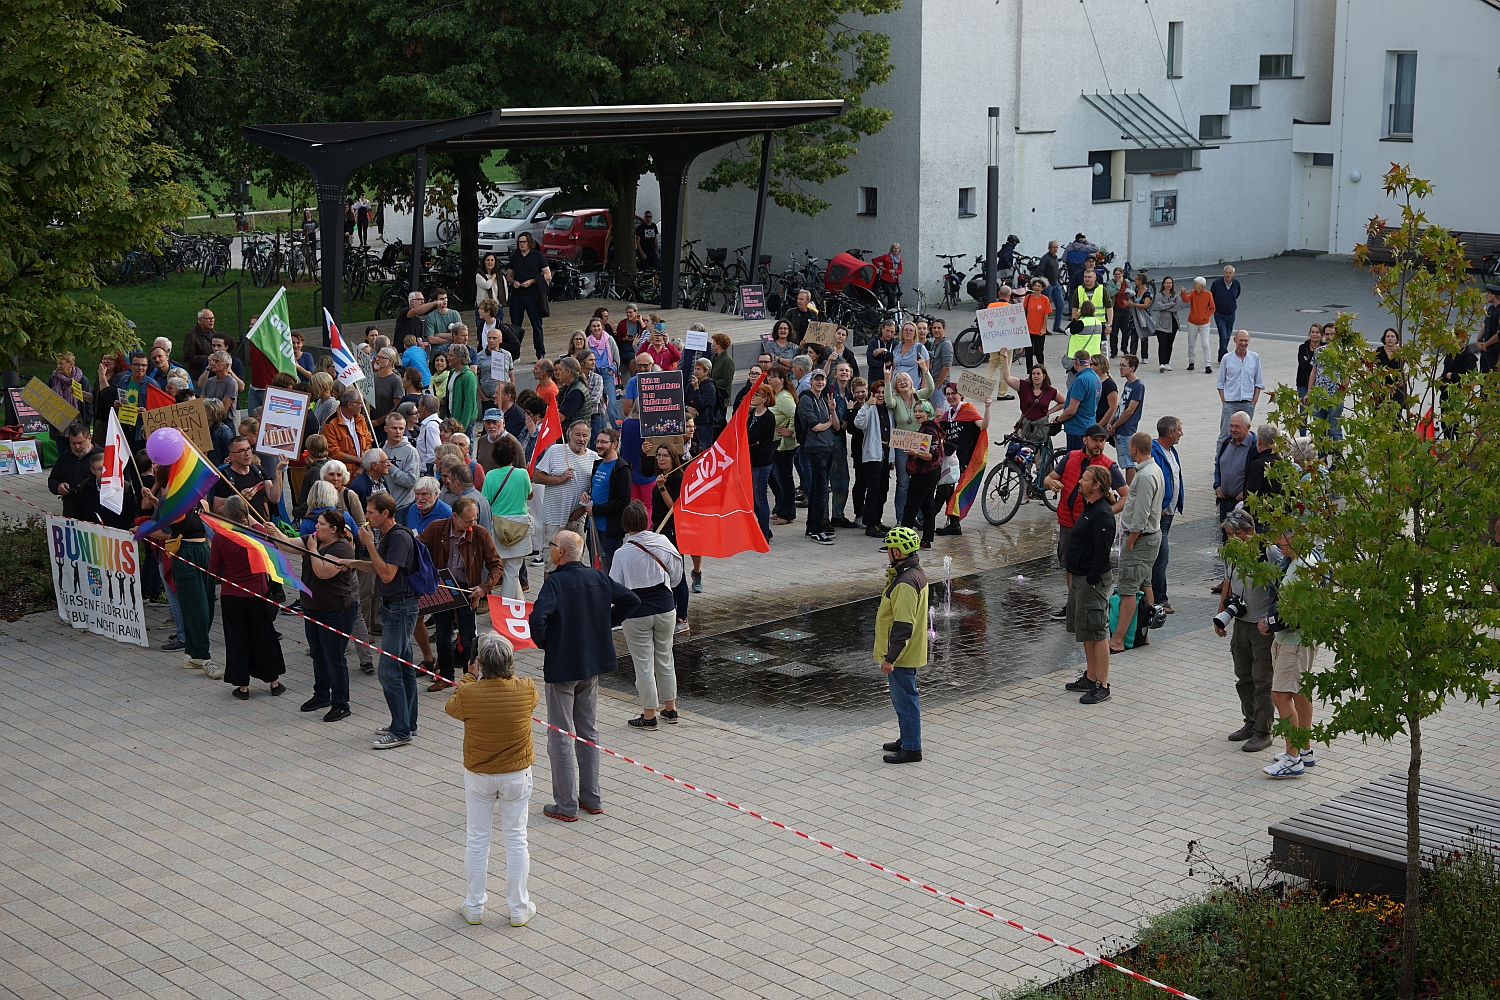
<box><xmin>883</xmin><ymin>525</ymin><xmax>921</xmax><ymax>556</ymax></box>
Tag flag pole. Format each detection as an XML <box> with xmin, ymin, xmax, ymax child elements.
<box><xmin>180</xmin><ymin>435</ymin><xmax>278</xmax><ymax>529</ymax></box>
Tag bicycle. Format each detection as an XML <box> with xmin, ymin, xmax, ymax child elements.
<box><xmin>980</xmin><ymin>433</ymin><xmax>1059</xmax><ymax>526</ymax></box>
<box><xmin>937</xmin><ymin>254</ymin><xmax>967</xmax><ymax>310</ymax></box>
<box><xmin>952</xmin><ymin>323</ymin><xmax>987</xmax><ymax>369</ymax></box>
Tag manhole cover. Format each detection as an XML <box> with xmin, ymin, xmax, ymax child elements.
<box><xmin>715</xmin><ymin>647</ymin><xmax>776</xmax><ymax>665</ymax></box>
<box><xmin>1295</xmin><ymin>308</ymin><xmax>1325</xmax><ymax>314</ymax></box>
<box><xmin>953</xmin><ymin>588</ymin><xmax>978</xmax><ymax>595</ymax></box>
<box><xmin>764</xmin><ymin>661</ymin><xmax>820</xmax><ymax>678</ymax></box>
<box><xmin>764</xmin><ymin>628</ymin><xmax>814</xmax><ymax>641</ymax></box>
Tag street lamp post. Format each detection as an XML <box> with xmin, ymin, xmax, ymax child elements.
<box><xmin>985</xmin><ymin>107</ymin><xmax>1000</xmax><ymax>305</ymax></box>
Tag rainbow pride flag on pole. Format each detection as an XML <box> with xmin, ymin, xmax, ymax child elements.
<box><xmin>201</xmin><ymin>514</ymin><xmax>312</xmax><ymax>596</ymax></box>
<box><xmin>133</xmin><ymin>446</ymin><xmax>218</xmax><ymax>539</ymax></box>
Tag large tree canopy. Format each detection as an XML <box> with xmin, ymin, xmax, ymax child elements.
<box><xmin>0</xmin><ymin>0</ymin><xmax>211</xmax><ymax>363</ymax></box>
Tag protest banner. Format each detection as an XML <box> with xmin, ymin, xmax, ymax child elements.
<box><xmin>13</xmin><ymin>440</ymin><xmax>41</xmax><ymax>475</ymax></box>
<box><xmin>976</xmin><ymin>302</ymin><xmax>1029</xmax><ymax>353</ymax></box>
<box><xmin>636</xmin><ymin>370</ymin><xmax>687</xmax><ymax>437</ymax></box>
<box><xmin>19</xmin><ymin>377</ymin><xmax>79</xmax><ymax>433</ymax></box>
<box><xmin>418</xmin><ymin>570</ymin><xmax>469</xmax><ymax>615</ymax></box>
<box><xmin>47</xmin><ymin>516</ymin><xmax>148</xmax><ymax>647</ymax></box>
<box><xmin>486</xmin><ymin>594</ymin><xmax>536</xmax><ymax>650</ymax></box>
<box><xmin>255</xmin><ymin>387</ymin><xmax>309</xmax><ymax>461</ymax></box>
<box><xmin>957</xmin><ymin>369</ymin><xmax>998</xmax><ymax>403</ymax></box>
<box><xmin>7</xmin><ymin>388</ymin><xmax>51</xmax><ymax>435</ymax></box>
<box><xmin>739</xmin><ymin>284</ymin><xmax>766</xmax><ymax>320</ymax></box>
<box><xmin>889</xmin><ymin>428</ymin><xmax>932</xmax><ymax>456</ymax></box>
<box><xmin>0</xmin><ymin>441</ymin><xmax>14</xmax><ymax>475</ymax></box>
<box><xmin>683</xmin><ymin>327</ymin><xmax>710</xmax><ymax>352</ymax></box>
<box><xmin>143</xmin><ymin>400</ymin><xmax>212</xmax><ymax>455</ymax></box>
<box><xmin>802</xmin><ymin>321</ymin><xmax>840</xmax><ymax>346</ymax></box>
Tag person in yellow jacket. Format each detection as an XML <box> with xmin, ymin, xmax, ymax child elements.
<box><xmin>1067</xmin><ymin>269</ymin><xmax>1111</xmax><ymax>374</ymax></box>
<box><xmin>445</xmin><ymin>634</ymin><xmax>540</xmax><ymax>928</ymax></box>
<box><xmin>874</xmin><ymin>526</ymin><xmax>929</xmax><ymax>763</ymax></box>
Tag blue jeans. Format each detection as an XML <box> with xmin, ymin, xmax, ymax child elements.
<box><xmin>752</xmin><ymin>464</ymin><xmax>772</xmax><ymax>537</ymax></box>
<box><xmin>893</xmin><ymin>448</ymin><xmax>909</xmax><ymax>521</ymax></box>
<box><xmin>162</xmin><ymin>553</ymin><xmax>185</xmax><ymax>638</ymax></box>
<box><xmin>1214</xmin><ymin>313</ymin><xmax>1235</xmax><ymax>361</ymax></box>
<box><xmin>595</xmin><ymin>532</ymin><xmax>623</xmax><ymax>572</ymax></box>
<box><xmin>1152</xmin><ymin>513</ymin><xmax>1173</xmax><ymax>606</ymax></box>
<box><xmin>1114</xmin><ymin>433</ymin><xmax>1136</xmax><ymax>470</ymax></box>
<box><xmin>1313</xmin><ymin>402</ymin><xmax>1344</xmax><ymax>443</ymax></box>
<box><xmin>1047</xmin><ymin>283</ymin><xmax>1066</xmax><ymax>331</ymax></box>
<box><xmin>887</xmin><ymin>667</ymin><xmax>921</xmax><ymax>751</ymax></box>
<box><xmin>433</xmin><ymin>604</ymin><xmax>477</xmax><ymax>681</ymax></box>
<box><xmin>305</xmin><ymin>603</ymin><xmax>357</xmax><ymax>709</ymax></box>
<box><xmin>378</xmin><ymin>596</ymin><xmax>420</xmax><ymax>739</ymax></box>
<box><xmin>803</xmin><ymin>448</ymin><xmax>833</xmax><ymax>533</ymax></box>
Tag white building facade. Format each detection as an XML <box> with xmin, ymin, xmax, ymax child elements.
<box><xmin>683</xmin><ymin>0</ymin><xmax>1500</xmax><ymax>302</ymax></box>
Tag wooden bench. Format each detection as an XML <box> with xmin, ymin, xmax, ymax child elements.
<box><xmin>1269</xmin><ymin>772</ymin><xmax>1500</xmax><ymax>898</ymax></box>
<box><xmin>1363</xmin><ymin>227</ymin><xmax>1500</xmax><ymax>278</ymax></box>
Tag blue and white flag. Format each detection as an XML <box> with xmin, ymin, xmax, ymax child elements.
<box><xmin>324</xmin><ymin>308</ymin><xmax>363</xmax><ymax>385</ymax></box>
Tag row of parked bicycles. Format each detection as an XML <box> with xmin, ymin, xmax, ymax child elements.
<box><xmin>94</xmin><ymin>230</ymin><xmax>235</xmax><ymax>287</ymax></box>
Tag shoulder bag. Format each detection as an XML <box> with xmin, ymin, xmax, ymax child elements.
<box><xmin>491</xmin><ymin>468</ymin><xmax>532</xmax><ymax>547</ymax></box>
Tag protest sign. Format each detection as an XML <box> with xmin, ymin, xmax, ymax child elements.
<box><xmin>976</xmin><ymin>302</ymin><xmax>1029</xmax><ymax>352</ymax></box>
<box><xmin>255</xmin><ymin>387</ymin><xmax>309</xmax><ymax>461</ymax></box>
<box><xmin>14</xmin><ymin>440</ymin><xmax>41</xmax><ymax>474</ymax></box>
<box><xmin>636</xmin><ymin>370</ymin><xmax>686</xmax><ymax>437</ymax></box>
<box><xmin>486</xmin><ymin>594</ymin><xmax>536</xmax><ymax>650</ymax></box>
<box><xmin>48</xmin><ymin>516</ymin><xmax>148</xmax><ymax>647</ymax></box>
<box><xmin>957</xmin><ymin>369</ymin><xmax>998</xmax><ymax>403</ymax></box>
<box><xmin>683</xmin><ymin>327</ymin><xmax>710</xmax><ymax>352</ymax></box>
<box><xmin>739</xmin><ymin>284</ymin><xmax>766</xmax><ymax>320</ymax></box>
<box><xmin>802</xmin><ymin>321</ymin><xmax>840</xmax><ymax>346</ymax></box>
<box><xmin>19</xmin><ymin>377</ymin><xmax>79</xmax><ymax>433</ymax></box>
<box><xmin>116</xmin><ymin>402</ymin><xmax>139</xmax><ymax>429</ymax></box>
<box><xmin>889</xmin><ymin>428</ymin><xmax>932</xmax><ymax>456</ymax></box>
<box><xmin>7</xmin><ymin>388</ymin><xmax>50</xmax><ymax>435</ymax></box>
<box><xmin>0</xmin><ymin>441</ymin><xmax>14</xmax><ymax>475</ymax></box>
<box><xmin>143</xmin><ymin>400</ymin><xmax>212</xmax><ymax>455</ymax></box>
<box><xmin>489</xmin><ymin>349</ymin><xmax>508</xmax><ymax>382</ymax></box>
<box><xmin>418</xmin><ymin>570</ymin><xmax>469</xmax><ymax>615</ymax></box>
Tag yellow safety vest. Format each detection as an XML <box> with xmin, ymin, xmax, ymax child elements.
<box><xmin>1069</xmin><ymin>284</ymin><xmax>1106</xmax><ymax>357</ymax></box>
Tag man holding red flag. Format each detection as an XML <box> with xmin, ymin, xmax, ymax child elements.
<box><xmin>673</xmin><ymin>374</ymin><xmax>771</xmax><ymax>559</ymax></box>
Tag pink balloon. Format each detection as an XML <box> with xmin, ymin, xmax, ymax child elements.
<box><xmin>146</xmin><ymin>427</ymin><xmax>185</xmax><ymax>466</ymax></box>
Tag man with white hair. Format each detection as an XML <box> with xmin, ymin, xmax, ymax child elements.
<box><xmin>153</xmin><ymin>336</ymin><xmax>172</xmax><ymax>356</ymax></box>
<box><xmin>395</xmin><ymin>289</ymin><xmax>438</xmax><ymax>347</ymax></box>
<box><xmin>184</xmin><ymin>309</ymin><xmax>215</xmax><ymax>380</ymax></box>
<box><xmin>1180</xmin><ymin>276</ymin><xmax>1217</xmax><ymax>373</ymax></box>
<box><xmin>1215</xmin><ymin>330</ymin><xmax>1264</xmax><ymax>444</ymax></box>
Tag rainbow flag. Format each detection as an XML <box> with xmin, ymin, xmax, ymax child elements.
<box><xmin>201</xmin><ymin>514</ymin><xmax>312</xmax><ymax>596</ymax></box>
<box><xmin>945</xmin><ymin>402</ymin><xmax>988</xmax><ymax>520</ymax></box>
<box><xmin>134</xmin><ymin>447</ymin><xmax>218</xmax><ymax>539</ymax></box>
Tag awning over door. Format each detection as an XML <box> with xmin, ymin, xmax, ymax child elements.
<box><xmin>1081</xmin><ymin>92</ymin><xmax>1203</xmax><ymax>149</ymax></box>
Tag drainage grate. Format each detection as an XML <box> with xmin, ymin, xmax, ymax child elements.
<box><xmin>714</xmin><ymin>647</ymin><xmax>776</xmax><ymax>665</ymax></box>
<box><xmin>764</xmin><ymin>661</ymin><xmax>821</xmax><ymax>678</ymax></box>
<box><xmin>764</xmin><ymin>628</ymin><xmax>814</xmax><ymax>641</ymax></box>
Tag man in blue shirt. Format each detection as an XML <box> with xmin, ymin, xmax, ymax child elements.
<box><xmin>1210</xmin><ymin>265</ymin><xmax>1241</xmax><ymax>362</ymax></box>
<box><xmin>1215</xmin><ymin>329</ymin><xmax>1264</xmax><ymax>445</ymax></box>
<box><xmin>1105</xmin><ymin>355</ymin><xmax>1146</xmax><ymax>481</ymax></box>
<box><xmin>581</xmin><ymin>428</ymin><xmax>631</xmax><ymax>571</ymax></box>
<box><xmin>1055</xmin><ymin>349</ymin><xmax>1101</xmax><ymax>453</ymax></box>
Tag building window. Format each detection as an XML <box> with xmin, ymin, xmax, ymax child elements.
<box><xmin>1259</xmin><ymin>54</ymin><xmax>1293</xmax><ymax>79</ymax></box>
<box><xmin>1150</xmin><ymin>190</ymin><xmax>1178</xmax><ymax>227</ymax></box>
<box><xmin>858</xmin><ymin>187</ymin><xmax>878</xmax><ymax>217</ymax></box>
<box><xmin>1166</xmin><ymin>21</ymin><xmax>1183</xmax><ymax>78</ymax></box>
<box><xmin>1199</xmin><ymin>115</ymin><xmax>1227</xmax><ymax>140</ymax></box>
<box><xmin>1089</xmin><ymin>151</ymin><xmax>1112</xmax><ymax>202</ymax></box>
<box><xmin>1229</xmin><ymin>84</ymin><xmax>1259</xmax><ymax>110</ymax></box>
<box><xmin>1312</xmin><ymin>153</ymin><xmax>1334</xmax><ymax>167</ymax></box>
<box><xmin>958</xmin><ymin>187</ymin><xmax>976</xmax><ymax>217</ymax></box>
<box><xmin>1385</xmin><ymin>51</ymin><xmax>1417</xmax><ymax>138</ymax></box>
<box><xmin>1125</xmin><ymin>149</ymin><xmax>1194</xmax><ymax>173</ymax></box>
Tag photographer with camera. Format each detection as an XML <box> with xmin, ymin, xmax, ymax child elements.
<box><xmin>1262</xmin><ymin>532</ymin><xmax>1320</xmax><ymax>778</ymax></box>
<box><xmin>1214</xmin><ymin>509</ymin><xmax>1276</xmax><ymax>754</ymax></box>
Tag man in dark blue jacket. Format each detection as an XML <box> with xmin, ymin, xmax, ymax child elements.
<box><xmin>1150</xmin><ymin>415</ymin><xmax>1185</xmax><ymax>615</ymax></box>
<box><xmin>529</xmin><ymin>530</ymin><xmax>640</xmax><ymax>821</ymax></box>
<box><xmin>1209</xmin><ymin>265</ymin><xmax>1241</xmax><ymax>363</ymax></box>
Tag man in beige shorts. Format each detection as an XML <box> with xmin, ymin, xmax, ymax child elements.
<box><xmin>1263</xmin><ymin>533</ymin><xmax>1319</xmax><ymax>778</ymax></box>
<box><xmin>1110</xmin><ymin>432</ymin><xmax>1163</xmax><ymax>653</ymax></box>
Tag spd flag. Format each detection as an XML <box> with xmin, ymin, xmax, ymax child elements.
<box><xmin>527</xmin><ymin>393</ymin><xmax>563</xmax><ymax>476</ymax></box>
<box><xmin>486</xmin><ymin>594</ymin><xmax>536</xmax><ymax>650</ymax></box>
<box><xmin>673</xmin><ymin>374</ymin><xmax>769</xmax><ymax>558</ymax></box>
<box><xmin>99</xmin><ymin>408</ymin><xmax>130</xmax><ymax>514</ymax></box>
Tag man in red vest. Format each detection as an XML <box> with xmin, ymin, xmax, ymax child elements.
<box><xmin>1043</xmin><ymin>423</ymin><xmax>1127</xmax><ymax>621</ymax></box>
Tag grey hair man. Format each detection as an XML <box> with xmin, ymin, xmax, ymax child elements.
<box><xmin>382</xmin><ymin>412</ymin><xmax>420</xmax><ymax>516</ymax></box>
<box><xmin>1215</xmin><ymin>508</ymin><xmax>1275</xmax><ymax>754</ymax></box>
<box><xmin>416</xmin><ymin>394</ymin><xmax>443</xmax><ymax>473</ymax></box>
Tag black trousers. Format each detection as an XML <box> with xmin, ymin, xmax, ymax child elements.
<box><xmin>433</xmin><ymin>606</ymin><xmax>477</xmax><ymax>681</ymax></box>
<box><xmin>1025</xmin><ymin>334</ymin><xmax>1047</xmax><ymax>374</ymax></box>
<box><xmin>509</xmin><ymin>292</ymin><xmax>546</xmax><ymax>358</ymax></box>
<box><xmin>1156</xmin><ymin>329</ymin><xmax>1177</xmax><ymax>365</ymax></box>
<box><xmin>902</xmin><ymin>469</ymin><xmax>940</xmax><ymax>544</ymax></box>
<box><xmin>860</xmin><ymin>460</ymin><xmax>891</xmax><ymax>528</ymax></box>
<box><xmin>221</xmin><ymin>594</ymin><xmax>285</xmax><ymax>687</ymax></box>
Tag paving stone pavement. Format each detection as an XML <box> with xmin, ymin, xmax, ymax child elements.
<box><xmin>2</xmin><ymin>258</ymin><xmax>1496</xmax><ymax>1000</ymax></box>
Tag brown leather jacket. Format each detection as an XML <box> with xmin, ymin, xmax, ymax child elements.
<box><xmin>420</xmin><ymin>516</ymin><xmax>503</xmax><ymax>596</ymax></box>
<box><xmin>322</xmin><ymin>409</ymin><xmax>375</xmax><ymax>474</ymax></box>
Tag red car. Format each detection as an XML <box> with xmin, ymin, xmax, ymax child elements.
<box><xmin>541</xmin><ymin>208</ymin><xmax>644</xmax><ymax>265</ymax></box>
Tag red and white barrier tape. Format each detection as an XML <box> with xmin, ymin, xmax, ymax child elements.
<box><xmin>0</xmin><ymin>486</ymin><xmax>1198</xmax><ymax>999</ymax></box>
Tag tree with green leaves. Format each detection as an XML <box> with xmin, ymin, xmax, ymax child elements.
<box><xmin>1237</xmin><ymin>165</ymin><xmax>1499</xmax><ymax>1000</ymax></box>
<box><xmin>0</xmin><ymin>0</ymin><xmax>211</xmax><ymax>363</ymax></box>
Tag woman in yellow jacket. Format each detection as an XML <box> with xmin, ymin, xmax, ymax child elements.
<box><xmin>445</xmin><ymin>634</ymin><xmax>540</xmax><ymax>928</ymax></box>
<box><xmin>874</xmin><ymin>526</ymin><xmax>929</xmax><ymax>764</ymax></box>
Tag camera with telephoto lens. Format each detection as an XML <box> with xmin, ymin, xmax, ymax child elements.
<box><xmin>1147</xmin><ymin>603</ymin><xmax>1168</xmax><ymax>630</ymax></box>
<box><xmin>1213</xmin><ymin>594</ymin><xmax>1247</xmax><ymax>630</ymax></box>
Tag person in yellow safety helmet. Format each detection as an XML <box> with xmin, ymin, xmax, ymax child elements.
<box><xmin>874</xmin><ymin>525</ymin><xmax>928</xmax><ymax>764</ymax></box>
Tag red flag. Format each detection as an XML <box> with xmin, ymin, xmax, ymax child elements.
<box><xmin>674</xmin><ymin>374</ymin><xmax>770</xmax><ymax>558</ymax></box>
<box><xmin>248</xmin><ymin>343</ymin><xmax>280</xmax><ymax>390</ymax></box>
<box><xmin>146</xmin><ymin>381</ymin><xmax>175</xmax><ymax>410</ymax></box>
<box><xmin>486</xmin><ymin>594</ymin><xmax>536</xmax><ymax>649</ymax></box>
<box><xmin>527</xmin><ymin>392</ymin><xmax>563</xmax><ymax>475</ymax></box>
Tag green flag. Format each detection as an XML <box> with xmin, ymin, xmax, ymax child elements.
<box><xmin>245</xmin><ymin>286</ymin><xmax>296</xmax><ymax>378</ymax></box>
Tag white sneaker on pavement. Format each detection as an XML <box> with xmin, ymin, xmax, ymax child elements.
<box><xmin>461</xmin><ymin>903</ymin><xmax>483</xmax><ymax>925</ymax></box>
<box><xmin>511</xmin><ymin>901</ymin><xmax>537</xmax><ymax>927</ymax></box>
<box><xmin>1263</xmin><ymin>754</ymin><xmax>1305</xmax><ymax>779</ymax></box>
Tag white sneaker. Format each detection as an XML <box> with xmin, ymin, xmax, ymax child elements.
<box><xmin>183</xmin><ymin>656</ymin><xmax>203</xmax><ymax>671</ymax></box>
<box><xmin>511</xmin><ymin>901</ymin><xmax>537</xmax><ymax>927</ymax></box>
<box><xmin>201</xmin><ymin>659</ymin><xmax>224</xmax><ymax>680</ymax></box>
<box><xmin>461</xmin><ymin>903</ymin><xmax>484</xmax><ymax>925</ymax></box>
<box><xmin>1299</xmin><ymin>749</ymin><xmax>1317</xmax><ymax>768</ymax></box>
<box><xmin>1263</xmin><ymin>754</ymin><xmax>1305</xmax><ymax>779</ymax></box>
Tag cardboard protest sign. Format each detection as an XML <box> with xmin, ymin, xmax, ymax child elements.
<box><xmin>7</xmin><ymin>388</ymin><xmax>50</xmax><ymax>435</ymax></box>
<box><xmin>889</xmin><ymin>428</ymin><xmax>932</xmax><ymax>456</ymax></box>
<box><xmin>636</xmin><ymin>370</ymin><xmax>687</xmax><ymax>437</ymax></box>
<box><xmin>976</xmin><ymin>302</ymin><xmax>1029</xmax><ymax>352</ymax></box>
<box><xmin>254</xmin><ymin>387</ymin><xmax>309</xmax><ymax>461</ymax></box>
<box><xmin>802</xmin><ymin>321</ymin><xmax>840</xmax><ymax>346</ymax></box>
<box><xmin>486</xmin><ymin>594</ymin><xmax>536</xmax><ymax>650</ymax></box>
<box><xmin>19</xmin><ymin>377</ymin><xmax>79</xmax><ymax>433</ymax></box>
<box><xmin>739</xmin><ymin>284</ymin><xmax>766</xmax><ymax>320</ymax></box>
<box><xmin>957</xmin><ymin>370</ymin><xmax>998</xmax><ymax>403</ymax></box>
<box><xmin>143</xmin><ymin>400</ymin><xmax>212</xmax><ymax>455</ymax></box>
<box><xmin>48</xmin><ymin>516</ymin><xmax>148</xmax><ymax>647</ymax></box>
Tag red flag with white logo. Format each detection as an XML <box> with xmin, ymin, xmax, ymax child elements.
<box><xmin>100</xmin><ymin>408</ymin><xmax>130</xmax><ymax>515</ymax></box>
<box><xmin>527</xmin><ymin>393</ymin><xmax>563</xmax><ymax>476</ymax></box>
<box><xmin>487</xmin><ymin>594</ymin><xmax>536</xmax><ymax>650</ymax></box>
<box><xmin>673</xmin><ymin>374</ymin><xmax>770</xmax><ymax>559</ymax></box>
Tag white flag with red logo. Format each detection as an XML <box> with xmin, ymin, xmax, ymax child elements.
<box><xmin>487</xmin><ymin>594</ymin><xmax>536</xmax><ymax>650</ymax></box>
<box><xmin>673</xmin><ymin>374</ymin><xmax>769</xmax><ymax>559</ymax></box>
<box><xmin>99</xmin><ymin>408</ymin><xmax>129</xmax><ymax>514</ymax></box>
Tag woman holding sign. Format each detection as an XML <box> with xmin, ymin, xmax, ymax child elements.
<box><xmin>900</xmin><ymin>403</ymin><xmax>944</xmax><ymax>549</ymax></box>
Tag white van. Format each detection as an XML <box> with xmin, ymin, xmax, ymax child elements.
<box><xmin>477</xmin><ymin>188</ymin><xmax>561</xmax><ymax>257</ymax></box>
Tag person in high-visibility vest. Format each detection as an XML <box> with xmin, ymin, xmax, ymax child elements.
<box><xmin>1068</xmin><ymin>270</ymin><xmax>1112</xmax><ymax>380</ymax></box>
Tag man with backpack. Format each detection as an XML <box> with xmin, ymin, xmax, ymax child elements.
<box><xmin>359</xmin><ymin>492</ymin><xmax>439</xmax><ymax>750</ymax></box>
<box><xmin>1043</xmin><ymin>425</ymin><xmax>1127</xmax><ymax>622</ymax></box>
